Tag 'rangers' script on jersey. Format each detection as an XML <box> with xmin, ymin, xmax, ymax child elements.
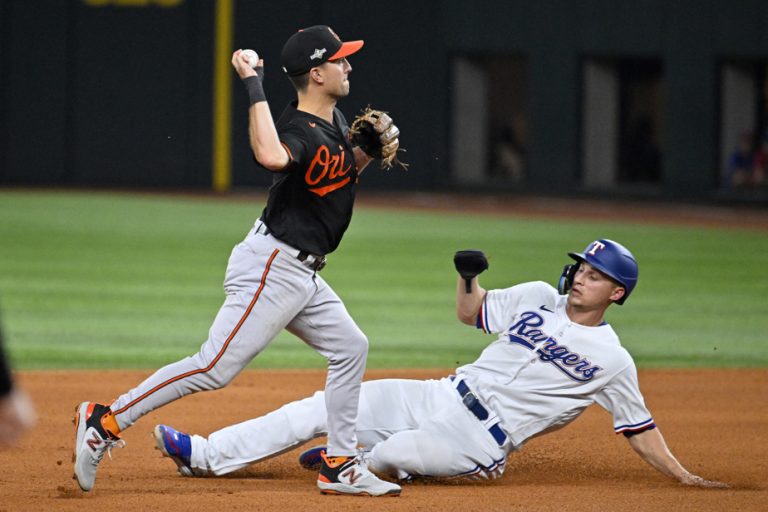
<box><xmin>507</xmin><ymin>311</ymin><xmax>602</xmax><ymax>382</ymax></box>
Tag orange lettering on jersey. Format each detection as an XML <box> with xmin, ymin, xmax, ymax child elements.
<box><xmin>328</xmin><ymin>150</ymin><xmax>350</xmax><ymax>179</ymax></box>
<box><xmin>306</xmin><ymin>145</ymin><xmax>330</xmax><ymax>185</ymax></box>
<box><xmin>309</xmin><ymin>177</ymin><xmax>351</xmax><ymax>197</ymax></box>
<box><xmin>305</xmin><ymin>145</ymin><xmax>353</xmax><ymax>196</ymax></box>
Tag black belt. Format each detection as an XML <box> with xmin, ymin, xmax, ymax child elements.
<box><xmin>297</xmin><ymin>251</ymin><xmax>326</xmax><ymax>271</ymax></box>
<box><xmin>255</xmin><ymin>222</ymin><xmax>272</xmax><ymax>236</ymax></box>
<box><xmin>255</xmin><ymin>222</ymin><xmax>326</xmax><ymax>272</ymax></box>
<box><xmin>452</xmin><ymin>377</ymin><xmax>508</xmax><ymax>446</ymax></box>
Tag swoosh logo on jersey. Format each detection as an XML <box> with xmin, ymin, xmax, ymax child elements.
<box><xmin>305</xmin><ymin>145</ymin><xmax>353</xmax><ymax>197</ymax></box>
<box><xmin>539</xmin><ymin>305</ymin><xmax>554</xmax><ymax>313</ymax></box>
<box><xmin>308</xmin><ymin>122</ymin><xmax>316</xmax><ymax>128</ymax></box>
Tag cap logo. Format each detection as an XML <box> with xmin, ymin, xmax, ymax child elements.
<box><xmin>310</xmin><ymin>48</ymin><xmax>327</xmax><ymax>60</ymax></box>
<box><xmin>587</xmin><ymin>241</ymin><xmax>606</xmax><ymax>256</ymax></box>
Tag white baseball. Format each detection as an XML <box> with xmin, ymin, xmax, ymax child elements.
<box><xmin>242</xmin><ymin>49</ymin><xmax>259</xmax><ymax>69</ymax></box>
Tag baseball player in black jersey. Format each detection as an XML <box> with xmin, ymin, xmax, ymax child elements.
<box><xmin>72</xmin><ymin>25</ymin><xmax>402</xmax><ymax>497</ymax></box>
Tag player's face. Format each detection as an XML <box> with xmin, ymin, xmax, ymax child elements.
<box><xmin>567</xmin><ymin>262</ymin><xmax>625</xmax><ymax>310</ymax></box>
<box><xmin>323</xmin><ymin>57</ymin><xmax>352</xmax><ymax>99</ymax></box>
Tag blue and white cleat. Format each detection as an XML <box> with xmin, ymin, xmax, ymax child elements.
<box><xmin>298</xmin><ymin>445</ymin><xmax>326</xmax><ymax>471</ymax></box>
<box><xmin>153</xmin><ymin>424</ymin><xmax>194</xmax><ymax>477</ymax></box>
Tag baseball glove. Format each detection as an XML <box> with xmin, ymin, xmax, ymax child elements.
<box><xmin>349</xmin><ymin>107</ymin><xmax>407</xmax><ymax>170</ymax></box>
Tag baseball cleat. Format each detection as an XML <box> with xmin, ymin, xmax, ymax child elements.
<box><xmin>298</xmin><ymin>445</ymin><xmax>326</xmax><ymax>471</ymax></box>
<box><xmin>153</xmin><ymin>424</ymin><xmax>194</xmax><ymax>477</ymax></box>
<box><xmin>317</xmin><ymin>451</ymin><xmax>401</xmax><ymax>497</ymax></box>
<box><xmin>72</xmin><ymin>402</ymin><xmax>125</xmax><ymax>492</ymax></box>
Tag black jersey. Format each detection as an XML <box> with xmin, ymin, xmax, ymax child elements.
<box><xmin>260</xmin><ymin>101</ymin><xmax>359</xmax><ymax>256</ymax></box>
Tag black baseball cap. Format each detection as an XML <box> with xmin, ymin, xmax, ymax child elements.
<box><xmin>280</xmin><ymin>25</ymin><xmax>364</xmax><ymax>76</ymax></box>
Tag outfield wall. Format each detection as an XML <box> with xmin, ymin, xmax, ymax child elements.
<box><xmin>1</xmin><ymin>0</ymin><xmax>767</xmax><ymax>202</ymax></box>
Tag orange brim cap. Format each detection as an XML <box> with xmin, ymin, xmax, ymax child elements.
<box><xmin>329</xmin><ymin>40</ymin><xmax>364</xmax><ymax>60</ymax></box>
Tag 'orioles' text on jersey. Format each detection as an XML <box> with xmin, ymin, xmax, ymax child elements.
<box><xmin>458</xmin><ymin>281</ymin><xmax>655</xmax><ymax>450</ymax></box>
<box><xmin>259</xmin><ymin>101</ymin><xmax>358</xmax><ymax>256</ymax></box>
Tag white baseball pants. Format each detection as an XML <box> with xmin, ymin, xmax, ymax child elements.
<box><xmin>109</xmin><ymin>221</ymin><xmax>367</xmax><ymax>456</ymax></box>
<box><xmin>188</xmin><ymin>378</ymin><xmax>509</xmax><ymax>480</ymax></box>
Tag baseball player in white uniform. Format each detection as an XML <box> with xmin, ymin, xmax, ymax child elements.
<box><xmin>73</xmin><ymin>25</ymin><xmax>401</xmax><ymax>497</ymax></box>
<box><xmin>152</xmin><ymin>240</ymin><xmax>727</xmax><ymax>488</ymax></box>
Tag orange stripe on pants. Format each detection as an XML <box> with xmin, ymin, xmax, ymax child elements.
<box><xmin>112</xmin><ymin>248</ymin><xmax>280</xmax><ymax>416</ymax></box>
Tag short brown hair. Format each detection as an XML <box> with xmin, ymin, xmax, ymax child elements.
<box><xmin>288</xmin><ymin>72</ymin><xmax>309</xmax><ymax>92</ymax></box>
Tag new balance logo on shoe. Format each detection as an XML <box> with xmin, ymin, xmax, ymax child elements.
<box><xmin>86</xmin><ymin>432</ymin><xmax>103</xmax><ymax>451</ymax></box>
<box><xmin>341</xmin><ymin>467</ymin><xmax>360</xmax><ymax>485</ymax></box>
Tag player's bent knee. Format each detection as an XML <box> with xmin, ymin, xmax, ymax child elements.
<box><xmin>203</xmin><ymin>365</ymin><xmax>240</xmax><ymax>389</ymax></box>
<box><xmin>369</xmin><ymin>430</ymin><xmax>458</xmax><ymax>479</ymax></box>
<box><xmin>185</xmin><ymin>351</ymin><xmax>245</xmax><ymax>390</ymax></box>
<box><xmin>329</xmin><ymin>331</ymin><xmax>368</xmax><ymax>367</ymax></box>
<box><xmin>348</xmin><ymin>331</ymin><xmax>369</xmax><ymax>357</ymax></box>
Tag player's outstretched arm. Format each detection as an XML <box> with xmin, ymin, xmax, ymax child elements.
<box><xmin>627</xmin><ymin>428</ymin><xmax>729</xmax><ymax>488</ymax></box>
<box><xmin>247</xmin><ymin>101</ymin><xmax>289</xmax><ymax>170</ymax></box>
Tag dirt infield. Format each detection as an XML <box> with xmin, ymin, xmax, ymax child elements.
<box><xmin>1</xmin><ymin>369</ymin><xmax>765</xmax><ymax>512</ymax></box>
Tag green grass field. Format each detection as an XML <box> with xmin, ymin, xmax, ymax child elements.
<box><xmin>1</xmin><ymin>190</ymin><xmax>766</xmax><ymax>370</ymax></box>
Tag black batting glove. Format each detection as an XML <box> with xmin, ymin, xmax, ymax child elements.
<box><xmin>454</xmin><ymin>250</ymin><xmax>489</xmax><ymax>293</ymax></box>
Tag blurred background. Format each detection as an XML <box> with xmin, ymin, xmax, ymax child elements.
<box><xmin>2</xmin><ymin>0</ymin><xmax>768</xmax><ymax>203</ymax></box>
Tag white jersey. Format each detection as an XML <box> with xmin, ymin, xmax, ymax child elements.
<box><xmin>456</xmin><ymin>281</ymin><xmax>654</xmax><ymax>449</ymax></box>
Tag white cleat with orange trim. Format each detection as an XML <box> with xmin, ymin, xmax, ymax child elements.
<box><xmin>72</xmin><ymin>402</ymin><xmax>125</xmax><ymax>492</ymax></box>
<box><xmin>317</xmin><ymin>451</ymin><xmax>401</xmax><ymax>497</ymax></box>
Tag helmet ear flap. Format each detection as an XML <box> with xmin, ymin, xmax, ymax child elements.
<box><xmin>558</xmin><ymin>263</ymin><xmax>578</xmax><ymax>295</ymax></box>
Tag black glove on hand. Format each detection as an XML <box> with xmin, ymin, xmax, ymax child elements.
<box><xmin>454</xmin><ymin>250</ymin><xmax>489</xmax><ymax>293</ymax></box>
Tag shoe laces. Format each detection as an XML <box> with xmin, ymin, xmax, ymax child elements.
<box><xmin>93</xmin><ymin>438</ymin><xmax>126</xmax><ymax>464</ymax></box>
<box><xmin>346</xmin><ymin>456</ymin><xmax>375</xmax><ymax>477</ymax></box>
<box><xmin>355</xmin><ymin>447</ymin><xmax>370</xmax><ymax>465</ymax></box>
<box><xmin>106</xmin><ymin>439</ymin><xmax>126</xmax><ymax>461</ymax></box>
<box><xmin>352</xmin><ymin>450</ymin><xmax>403</xmax><ymax>484</ymax></box>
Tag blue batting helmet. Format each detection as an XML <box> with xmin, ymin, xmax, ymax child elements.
<box><xmin>566</xmin><ymin>239</ymin><xmax>639</xmax><ymax>305</ymax></box>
